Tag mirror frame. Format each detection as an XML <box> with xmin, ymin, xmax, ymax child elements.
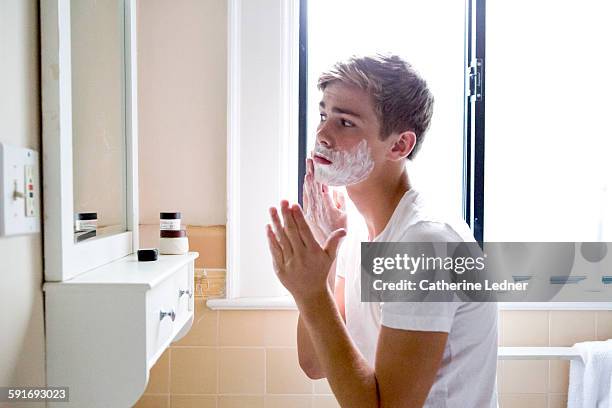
<box><xmin>41</xmin><ymin>0</ymin><xmax>139</xmax><ymax>282</ymax></box>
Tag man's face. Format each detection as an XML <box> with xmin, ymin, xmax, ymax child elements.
<box><xmin>313</xmin><ymin>82</ymin><xmax>388</xmax><ymax>186</ymax></box>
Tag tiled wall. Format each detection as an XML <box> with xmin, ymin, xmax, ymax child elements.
<box><xmin>134</xmin><ymin>227</ymin><xmax>612</xmax><ymax>408</ymax></box>
<box><xmin>135</xmin><ymin>301</ymin><xmax>340</xmax><ymax>408</ymax></box>
<box><xmin>498</xmin><ymin>310</ymin><xmax>612</xmax><ymax>408</ymax></box>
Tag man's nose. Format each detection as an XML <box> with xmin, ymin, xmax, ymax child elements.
<box><xmin>316</xmin><ymin>121</ymin><xmax>333</xmax><ymax>148</ymax></box>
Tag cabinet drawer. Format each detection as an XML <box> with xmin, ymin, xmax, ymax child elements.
<box><xmin>175</xmin><ymin>263</ymin><xmax>193</xmax><ymax>319</ymax></box>
<box><xmin>146</xmin><ymin>265</ymin><xmax>189</xmax><ymax>360</ymax></box>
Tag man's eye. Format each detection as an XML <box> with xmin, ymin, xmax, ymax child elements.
<box><xmin>341</xmin><ymin>119</ymin><xmax>355</xmax><ymax>127</ymax></box>
<box><xmin>319</xmin><ymin>113</ymin><xmax>327</xmax><ymax>122</ymax></box>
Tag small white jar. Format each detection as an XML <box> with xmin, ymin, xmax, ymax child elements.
<box><xmin>159</xmin><ymin>229</ymin><xmax>189</xmax><ymax>255</ymax></box>
<box><xmin>160</xmin><ymin>212</ymin><xmax>181</xmax><ymax>231</ymax></box>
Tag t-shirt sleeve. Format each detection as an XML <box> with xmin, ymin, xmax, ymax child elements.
<box><xmin>381</xmin><ymin>301</ymin><xmax>459</xmax><ymax>333</ymax></box>
<box><xmin>380</xmin><ymin>221</ymin><xmax>464</xmax><ymax>333</ymax></box>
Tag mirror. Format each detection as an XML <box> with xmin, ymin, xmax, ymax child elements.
<box><xmin>71</xmin><ymin>0</ymin><xmax>127</xmax><ymax>242</ymax></box>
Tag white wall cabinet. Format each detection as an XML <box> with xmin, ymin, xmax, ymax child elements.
<box><xmin>40</xmin><ymin>1</ymin><xmax>199</xmax><ymax>406</ymax></box>
<box><xmin>44</xmin><ymin>252</ymin><xmax>198</xmax><ymax>407</ymax></box>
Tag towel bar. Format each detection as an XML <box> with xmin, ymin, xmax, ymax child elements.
<box><xmin>498</xmin><ymin>346</ymin><xmax>581</xmax><ymax>360</ymax></box>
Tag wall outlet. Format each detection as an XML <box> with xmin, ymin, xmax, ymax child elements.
<box><xmin>0</xmin><ymin>142</ymin><xmax>41</xmax><ymax>236</ymax></box>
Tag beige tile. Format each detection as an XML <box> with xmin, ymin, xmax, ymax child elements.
<box><xmin>549</xmin><ymin>360</ymin><xmax>569</xmax><ymax>393</ymax></box>
<box><xmin>500</xmin><ymin>394</ymin><xmax>547</xmax><ymax>408</ymax></box>
<box><xmin>501</xmin><ymin>360</ymin><xmax>548</xmax><ymax>394</ymax></box>
<box><xmin>267</xmin><ymin>348</ymin><xmax>313</xmax><ymax>394</ymax></box>
<box><xmin>199</xmin><ymin>271</ymin><xmax>226</xmax><ymax>299</ymax></box>
<box><xmin>170</xmin><ymin>395</ymin><xmax>217</xmax><ymax>408</ymax></box>
<box><xmin>218</xmin><ymin>348</ymin><xmax>265</xmax><ymax>394</ymax></box>
<box><xmin>188</xmin><ymin>225</ymin><xmax>226</xmax><ymax>269</ymax></box>
<box><xmin>313</xmin><ymin>378</ymin><xmax>333</xmax><ymax>394</ymax></box>
<box><xmin>218</xmin><ymin>310</ymin><xmax>266</xmax><ymax>346</ymax></box>
<box><xmin>596</xmin><ymin>311</ymin><xmax>612</xmax><ymax>340</ymax></box>
<box><xmin>263</xmin><ymin>310</ymin><xmax>299</xmax><ymax>347</ymax></box>
<box><xmin>312</xmin><ymin>395</ymin><xmax>341</xmax><ymax>408</ymax></box>
<box><xmin>218</xmin><ymin>396</ymin><xmax>264</xmax><ymax>408</ymax></box>
<box><xmin>548</xmin><ymin>394</ymin><xmax>567</xmax><ymax>408</ymax></box>
<box><xmin>501</xmin><ymin>311</ymin><xmax>549</xmax><ymax>346</ymax></box>
<box><xmin>170</xmin><ymin>348</ymin><xmax>218</xmax><ymax>394</ymax></box>
<box><xmin>173</xmin><ymin>297</ymin><xmax>218</xmax><ymax>346</ymax></box>
<box><xmin>145</xmin><ymin>349</ymin><xmax>170</xmax><ymax>393</ymax></box>
<box><xmin>133</xmin><ymin>395</ymin><xmax>169</xmax><ymax>408</ymax></box>
<box><xmin>550</xmin><ymin>311</ymin><xmax>597</xmax><ymax>346</ymax></box>
<box><xmin>264</xmin><ymin>396</ymin><xmax>310</xmax><ymax>408</ymax></box>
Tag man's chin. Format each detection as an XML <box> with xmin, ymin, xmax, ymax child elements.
<box><xmin>314</xmin><ymin>166</ymin><xmax>343</xmax><ymax>187</ymax></box>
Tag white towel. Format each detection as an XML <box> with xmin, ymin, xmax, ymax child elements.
<box><xmin>568</xmin><ymin>340</ymin><xmax>612</xmax><ymax>408</ymax></box>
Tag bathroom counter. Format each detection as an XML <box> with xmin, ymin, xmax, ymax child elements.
<box><xmin>44</xmin><ymin>251</ymin><xmax>199</xmax><ymax>290</ymax></box>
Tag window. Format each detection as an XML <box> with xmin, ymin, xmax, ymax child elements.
<box><xmin>221</xmin><ymin>0</ymin><xmax>612</xmax><ymax>306</ymax></box>
<box><xmin>302</xmin><ymin>0</ymin><xmax>466</xmax><ymax>222</ymax></box>
<box><xmin>483</xmin><ymin>0</ymin><xmax>612</xmax><ymax>241</ymax></box>
<box><xmin>302</xmin><ymin>0</ymin><xmax>612</xmax><ymax>242</ymax></box>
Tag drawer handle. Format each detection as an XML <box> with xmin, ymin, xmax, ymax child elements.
<box><xmin>159</xmin><ymin>309</ymin><xmax>176</xmax><ymax>322</ymax></box>
<box><xmin>179</xmin><ymin>289</ymin><xmax>193</xmax><ymax>299</ymax></box>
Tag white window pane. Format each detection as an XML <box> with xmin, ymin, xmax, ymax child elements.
<box><xmin>307</xmin><ymin>0</ymin><xmax>465</xmax><ymax>220</ymax></box>
<box><xmin>485</xmin><ymin>0</ymin><xmax>612</xmax><ymax>241</ymax></box>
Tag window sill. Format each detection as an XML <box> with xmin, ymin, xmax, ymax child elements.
<box><xmin>206</xmin><ymin>295</ymin><xmax>297</xmax><ymax>310</ymax></box>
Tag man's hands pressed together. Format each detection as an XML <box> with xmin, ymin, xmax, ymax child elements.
<box><xmin>265</xmin><ymin>199</ymin><xmax>381</xmax><ymax>408</ymax></box>
<box><xmin>303</xmin><ymin>157</ymin><xmax>348</xmax><ymax>247</ymax></box>
<box><xmin>266</xmin><ymin>199</ymin><xmax>346</xmax><ymax>305</ymax></box>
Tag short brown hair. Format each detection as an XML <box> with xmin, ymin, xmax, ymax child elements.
<box><xmin>318</xmin><ymin>54</ymin><xmax>434</xmax><ymax>159</ymax></box>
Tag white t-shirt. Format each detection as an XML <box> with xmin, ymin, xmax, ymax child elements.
<box><xmin>336</xmin><ymin>188</ymin><xmax>498</xmax><ymax>408</ymax></box>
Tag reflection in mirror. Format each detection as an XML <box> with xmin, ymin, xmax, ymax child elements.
<box><xmin>71</xmin><ymin>0</ymin><xmax>127</xmax><ymax>242</ymax></box>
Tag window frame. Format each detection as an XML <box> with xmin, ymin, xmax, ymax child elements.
<box><xmin>463</xmin><ymin>0</ymin><xmax>486</xmax><ymax>243</ymax></box>
<box><xmin>223</xmin><ymin>0</ymin><xmax>299</xmax><ymax>300</ymax></box>
<box><xmin>297</xmin><ymin>0</ymin><xmax>611</xmax><ymax>312</ymax></box>
<box><xmin>213</xmin><ymin>0</ymin><xmax>612</xmax><ymax>311</ymax></box>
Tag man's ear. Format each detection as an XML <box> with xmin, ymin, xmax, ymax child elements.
<box><xmin>388</xmin><ymin>131</ymin><xmax>417</xmax><ymax>161</ymax></box>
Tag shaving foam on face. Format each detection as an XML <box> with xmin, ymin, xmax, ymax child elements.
<box><xmin>314</xmin><ymin>139</ymin><xmax>375</xmax><ymax>186</ymax></box>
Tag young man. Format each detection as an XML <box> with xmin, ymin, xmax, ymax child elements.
<box><xmin>266</xmin><ymin>54</ymin><xmax>497</xmax><ymax>407</ymax></box>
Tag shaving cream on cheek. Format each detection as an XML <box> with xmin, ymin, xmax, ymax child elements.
<box><xmin>313</xmin><ymin>139</ymin><xmax>375</xmax><ymax>186</ymax></box>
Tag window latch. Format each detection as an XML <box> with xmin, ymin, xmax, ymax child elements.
<box><xmin>468</xmin><ymin>59</ymin><xmax>483</xmax><ymax>101</ymax></box>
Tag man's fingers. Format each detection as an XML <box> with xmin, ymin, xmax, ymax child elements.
<box><xmin>280</xmin><ymin>200</ymin><xmax>305</xmax><ymax>248</ymax></box>
<box><xmin>269</xmin><ymin>207</ymin><xmax>293</xmax><ymax>256</ymax></box>
<box><xmin>333</xmin><ymin>190</ymin><xmax>346</xmax><ymax>210</ymax></box>
<box><xmin>307</xmin><ymin>157</ymin><xmax>314</xmax><ymax>176</ymax></box>
<box><xmin>324</xmin><ymin>228</ymin><xmax>347</xmax><ymax>258</ymax></box>
<box><xmin>302</xmin><ymin>175</ymin><xmax>311</xmax><ymax>211</ymax></box>
<box><xmin>304</xmin><ymin>172</ymin><xmax>317</xmax><ymax>216</ymax></box>
<box><xmin>321</xmin><ymin>183</ymin><xmax>336</xmax><ymax>209</ymax></box>
<box><xmin>307</xmin><ymin>176</ymin><xmax>321</xmax><ymax>218</ymax></box>
<box><xmin>266</xmin><ymin>224</ymin><xmax>284</xmax><ymax>270</ymax></box>
<box><xmin>291</xmin><ymin>204</ymin><xmax>319</xmax><ymax>248</ymax></box>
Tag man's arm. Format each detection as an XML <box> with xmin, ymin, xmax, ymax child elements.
<box><xmin>298</xmin><ymin>289</ymin><xmax>447</xmax><ymax>408</ymax></box>
<box><xmin>267</xmin><ymin>204</ymin><xmax>447</xmax><ymax>407</ymax></box>
<box><xmin>298</xmin><ymin>270</ymin><xmax>345</xmax><ymax>379</ymax></box>
<box><xmin>374</xmin><ymin>326</ymin><xmax>447</xmax><ymax>407</ymax></box>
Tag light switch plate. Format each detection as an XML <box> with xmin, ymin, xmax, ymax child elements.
<box><xmin>0</xmin><ymin>142</ymin><xmax>41</xmax><ymax>236</ymax></box>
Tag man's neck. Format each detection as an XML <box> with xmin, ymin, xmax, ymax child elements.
<box><xmin>346</xmin><ymin>166</ymin><xmax>411</xmax><ymax>240</ymax></box>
